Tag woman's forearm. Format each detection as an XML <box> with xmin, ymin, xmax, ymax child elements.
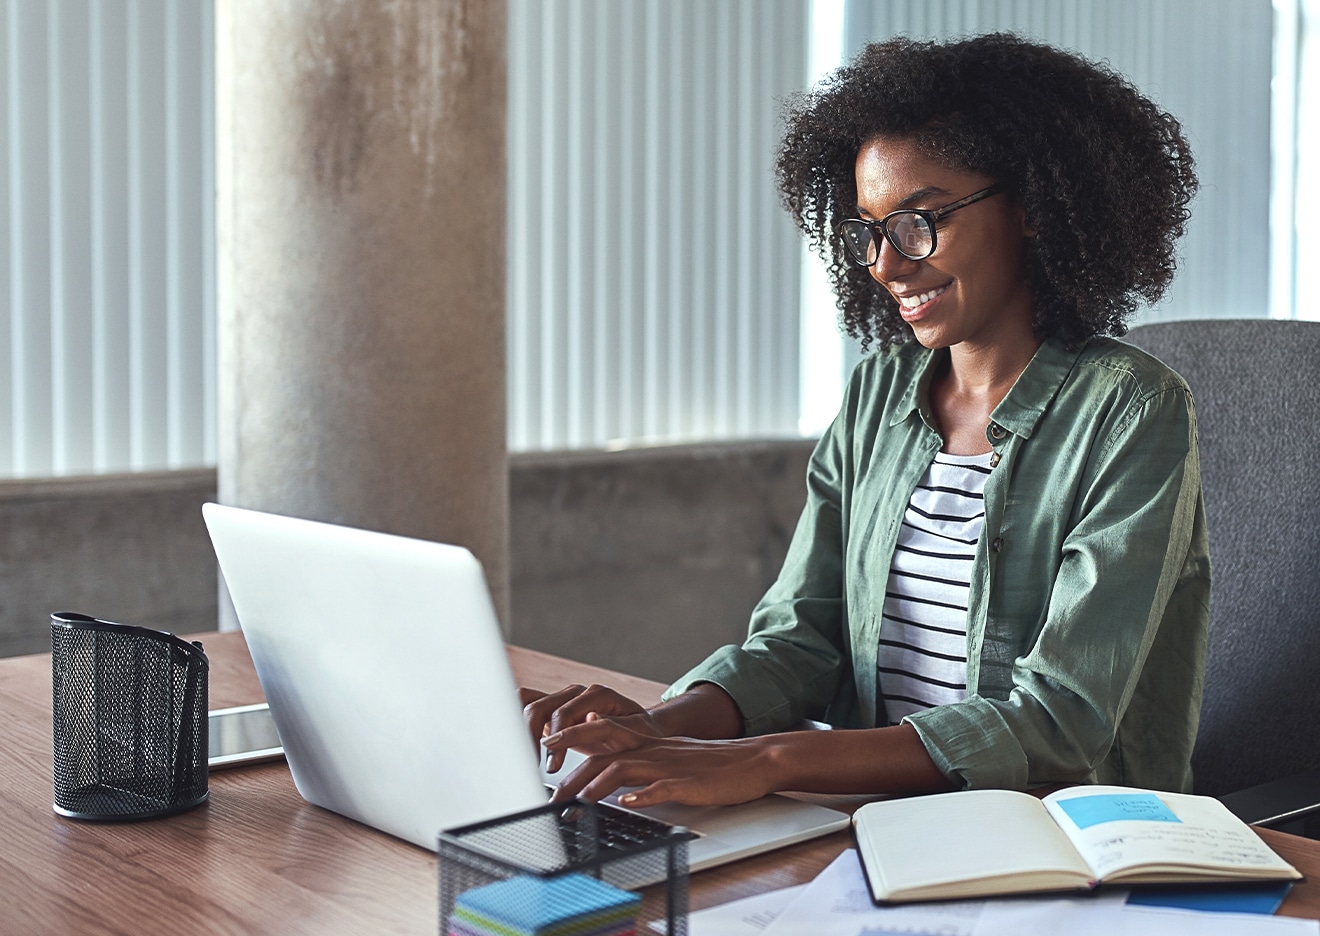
<box><xmin>756</xmin><ymin>722</ymin><xmax>955</xmax><ymax>796</ymax></box>
<box><xmin>649</xmin><ymin>685</ymin><xmax>955</xmax><ymax>796</ymax></box>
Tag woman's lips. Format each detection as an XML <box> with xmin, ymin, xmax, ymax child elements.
<box><xmin>895</xmin><ymin>283</ymin><xmax>950</xmax><ymax>321</ymax></box>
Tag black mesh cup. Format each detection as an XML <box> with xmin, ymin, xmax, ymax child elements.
<box><xmin>51</xmin><ymin>611</ymin><xmax>210</xmax><ymax>821</ymax></box>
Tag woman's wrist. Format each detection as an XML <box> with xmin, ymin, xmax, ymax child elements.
<box><xmin>746</xmin><ymin>732</ymin><xmax>798</xmax><ymax>793</ymax></box>
<box><xmin>645</xmin><ymin>682</ymin><xmax>744</xmax><ymax>740</ymax></box>
<box><xmin>735</xmin><ymin>724</ymin><xmax>956</xmax><ymax>796</ymax></box>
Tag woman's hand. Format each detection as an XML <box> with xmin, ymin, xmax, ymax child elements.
<box><xmin>542</xmin><ymin>717</ymin><xmax>779</xmax><ymax>807</ymax></box>
<box><xmin>520</xmin><ymin>681</ymin><xmax>745</xmax><ymax>774</ymax></box>
<box><xmin>519</xmin><ymin>684</ymin><xmax>664</xmax><ymax>773</ymax></box>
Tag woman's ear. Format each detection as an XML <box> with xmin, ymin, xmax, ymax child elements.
<box><xmin>1017</xmin><ymin>202</ymin><xmax>1036</xmax><ymax>238</ymax></box>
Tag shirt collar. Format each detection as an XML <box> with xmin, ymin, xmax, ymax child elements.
<box><xmin>889</xmin><ymin>338</ymin><xmax>1082</xmax><ymax>439</ymax></box>
<box><xmin>890</xmin><ymin>345</ymin><xmax>945</xmax><ymax>428</ymax></box>
<box><xmin>990</xmin><ymin>338</ymin><xmax>1080</xmax><ymax>440</ymax></box>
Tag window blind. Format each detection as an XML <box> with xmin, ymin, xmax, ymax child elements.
<box><xmin>1</xmin><ymin>0</ymin><xmax>214</xmax><ymax>478</ymax></box>
<box><xmin>506</xmin><ymin>0</ymin><xmax>811</xmax><ymax>451</ymax></box>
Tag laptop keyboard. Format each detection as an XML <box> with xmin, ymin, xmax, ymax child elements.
<box><xmin>555</xmin><ymin>799</ymin><xmax>687</xmax><ymax>863</ymax></box>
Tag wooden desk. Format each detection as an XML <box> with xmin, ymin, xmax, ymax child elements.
<box><xmin>2</xmin><ymin>631</ymin><xmax>1318</xmax><ymax>933</ymax></box>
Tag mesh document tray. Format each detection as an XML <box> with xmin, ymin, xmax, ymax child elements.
<box><xmin>438</xmin><ymin>799</ymin><xmax>691</xmax><ymax>935</ymax></box>
<box><xmin>51</xmin><ymin>611</ymin><xmax>210</xmax><ymax>821</ymax></box>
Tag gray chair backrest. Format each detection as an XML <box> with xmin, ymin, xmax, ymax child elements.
<box><xmin>1123</xmin><ymin>319</ymin><xmax>1320</xmax><ymax>796</ymax></box>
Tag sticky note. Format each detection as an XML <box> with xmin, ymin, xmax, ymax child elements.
<box><xmin>1057</xmin><ymin>792</ymin><xmax>1181</xmax><ymax>830</ymax></box>
<box><xmin>1127</xmin><ymin>881</ymin><xmax>1291</xmax><ymax>914</ymax></box>
<box><xmin>452</xmin><ymin>872</ymin><xmax>640</xmax><ymax>936</ymax></box>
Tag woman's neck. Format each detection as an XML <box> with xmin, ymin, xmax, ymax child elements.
<box><xmin>944</xmin><ymin>330</ymin><xmax>1042</xmax><ymax>403</ymax></box>
<box><xmin>928</xmin><ymin>323</ymin><xmax>1042</xmax><ymax>455</ymax></box>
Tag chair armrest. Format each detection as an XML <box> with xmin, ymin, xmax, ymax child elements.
<box><xmin>1218</xmin><ymin>767</ymin><xmax>1320</xmax><ymax>827</ymax></box>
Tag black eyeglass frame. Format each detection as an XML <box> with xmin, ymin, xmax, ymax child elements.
<box><xmin>839</xmin><ymin>182</ymin><xmax>1009</xmax><ymax>265</ymax></box>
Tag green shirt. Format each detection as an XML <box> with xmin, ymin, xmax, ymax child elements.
<box><xmin>668</xmin><ymin>337</ymin><xmax>1210</xmax><ymax>793</ymax></box>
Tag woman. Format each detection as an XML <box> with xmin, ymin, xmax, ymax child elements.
<box><xmin>524</xmin><ymin>34</ymin><xmax>1210</xmax><ymax>808</ymax></box>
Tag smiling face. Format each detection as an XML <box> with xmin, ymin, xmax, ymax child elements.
<box><xmin>854</xmin><ymin>135</ymin><xmax>1036</xmax><ymax>352</ymax></box>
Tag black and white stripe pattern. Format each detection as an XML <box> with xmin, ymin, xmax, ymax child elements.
<box><xmin>878</xmin><ymin>451</ymin><xmax>993</xmax><ymax>726</ymax></box>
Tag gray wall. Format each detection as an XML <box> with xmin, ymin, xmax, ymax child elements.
<box><xmin>508</xmin><ymin>441</ymin><xmax>814</xmax><ymax>682</ymax></box>
<box><xmin>0</xmin><ymin>470</ymin><xmax>219</xmax><ymax>659</ymax></box>
<box><xmin>0</xmin><ymin>442</ymin><xmax>813</xmax><ymax>681</ymax></box>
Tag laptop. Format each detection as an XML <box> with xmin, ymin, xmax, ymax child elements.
<box><xmin>201</xmin><ymin>503</ymin><xmax>849</xmax><ymax>872</ymax></box>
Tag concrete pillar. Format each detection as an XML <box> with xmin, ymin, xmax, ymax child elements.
<box><xmin>215</xmin><ymin>1</ymin><xmax>509</xmax><ymax>623</ymax></box>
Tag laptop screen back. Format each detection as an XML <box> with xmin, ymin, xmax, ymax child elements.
<box><xmin>202</xmin><ymin>503</ymin><xmax>548</xmax><ymax>849</ymax></box>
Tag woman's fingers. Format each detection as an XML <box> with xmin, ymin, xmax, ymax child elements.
<box><xmin>548</xmin><ymin>735</ymin><xmax>773</xmax><ymax>807</ymax></box>
<box><xmin>615</xmin><ymin>777</ymin><xmax>687</xmax><ymax>809</ymax></box>
<box><xmin>544</xmin><ymin>715</ymin><xmax>647</xmax><ymax>757</ymax></box>
<box><xmin>550</xmin><ymin>685</ymin><xmax>647</xmax><ymax>735</ymax></box>
<box><xmin>520</xmin><ymin>683</ymin><xmax>586</xmax><ymax>751</ymax></box>
<box><xmin>544</xmin><ymin>717</ymin><xmax>645</xmax><ymax>778</ymax></box>
<box><xmin>522</xmin><ymin>684</ymin><xmax>653</xmax><ymax>774</ymax></box>
<box><xmin>547</xmin><ymin>721</ymin><xmax>664</xmax><ymax>801</ymax></box>
<box><xmin>517</xmin><ymin>687</ymin><xmax>547</xmax><ymax>707</ymax></box>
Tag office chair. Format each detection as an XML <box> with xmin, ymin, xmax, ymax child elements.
<box><xmin>1123</xmin><ymin>319</ymin><xmax>1320</xmax><ymax>835</ymax></box>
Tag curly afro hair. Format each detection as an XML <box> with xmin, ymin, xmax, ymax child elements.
<box><xmin>776</xmin><ymin>33</ymin><xmax>1198</xmax><ymax>351</ymax></box>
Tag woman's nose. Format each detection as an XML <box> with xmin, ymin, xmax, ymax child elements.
<box><xmin>870</xmin><ymin>235</ymin><xmax>921</xmax><ymax>284</ymax></box>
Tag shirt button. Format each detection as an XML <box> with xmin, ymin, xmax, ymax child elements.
<box><xmin>989</xmin><ymin>452</ymin><xmax>1001</xmax><ymax>468</ymax></box>
<box><xmin>991</xmin><ymin>536</ymin><xmax>1004</xmax><ymax>553</ymax></box>
<box><xmin>988</xmin><ymin>423</ymin><xmax>1008</xmax><ymax>441</ymax></box>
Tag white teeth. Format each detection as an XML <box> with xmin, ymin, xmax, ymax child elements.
<box><xmin>898</xmin><ymin>285</ymin><xmax>948</xmax><ymax>309</ymax></box>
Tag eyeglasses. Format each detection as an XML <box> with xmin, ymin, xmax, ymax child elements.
<box><xmin>839</xmin><ymin>183</ymin><xmax>1007</xmax><ymax>265</ymax></box>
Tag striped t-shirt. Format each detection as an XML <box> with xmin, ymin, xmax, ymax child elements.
<box><xmin>877</xmin><ymin>451</ymin><xmax>993</xmax><ymax>726</ymax></box>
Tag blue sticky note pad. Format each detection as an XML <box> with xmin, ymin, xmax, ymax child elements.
<box><xmin>453</xmin><ymin>872</ymin><xmax>640</xmax><ymax>936</ymax></box>
<box><xmin>1127</xmin><ymin>882</ymin><xmax>1292</xmax><ymax>915</ymax></box>
<box><xmin>1057</xmin><ymin>792</ymin><xmax>1181</xmax><ymax>830</ymax></box>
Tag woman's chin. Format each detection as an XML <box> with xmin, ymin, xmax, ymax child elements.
<box><xmin>906</xmin><ymin>321</ymin><xmax>953</xmax><ymax>350</ymax></box>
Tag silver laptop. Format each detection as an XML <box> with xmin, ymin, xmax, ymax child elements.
<box><xmin>201</xmin><ymin>503</ymin><xmax>849</xmax><ymax>871</ymax></box>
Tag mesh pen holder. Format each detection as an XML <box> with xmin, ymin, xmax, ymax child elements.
<box><xmin>51</xmin><ymin>611</ymin><xmax>210</xmax><ymax>821</ymax></box>
<box><xmin>438</xmin><ymin>799</ymin><xmax>691</xmax><ymax>936</ymax></box>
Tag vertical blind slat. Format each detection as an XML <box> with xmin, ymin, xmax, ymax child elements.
<box><xmin>589</xmin><ymin>0</ymin><xmax>614</xmax><ymax>443</ymax></box>
<box><xmin>507</xmin><ymin>0</ymin><xmax>531</xmax><ymax>449</ymax></box>
<box><xmin>712</xmin><ymin>1</ymin><xmax>734</xmax><ymax>440</ymax></box>
<box><xmin>200</xmin><ymin>0</ymin><xmax>216</xmax><ymax>466</ymax></box>
<box><xmin>689</xmin><ymin>0</ymin><xmax>712</xmax><ymax>438</ymax></box>
<box><xmin>130</xmin><ymin>0</ymin><xmax>170</xmax><ymax>469</ymax></box>
<box><xmin>51</xmin><ymin>0</ymin><xmax>95</xmax><ymax>474</ymax></box>
<box><xmin>0</xmin><ymin>1</ymin><xmax>11</xmax><ymax>469</ymax></box>
<box><xmin>564</xmin><ymin>0</ymin><xmax>585</xmax><ymax>447</ymax></box>
<box><xmin>92</xmin><ymin>1</ymin><xmax>131</xmax><ymax>473</ymax></box>
<box><xmin>14</xmin><ymin>1</ymin><xmax>52</xmax><ymax>476</ymax></box>
<box><xmin>640</xmin><ymin>0</ymin><xmax>659</xmax><ymax>439</ymax></box>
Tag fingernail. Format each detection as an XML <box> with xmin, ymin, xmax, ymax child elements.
<box><xmin>619</xmin><ymin>793</ymin><xmax>637</xmax><ymax>805</ymax></box>
<box><xmin>544</xmin><ymin>732</ymin><xmax>561</xmax><ymax>745</ymax></box>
